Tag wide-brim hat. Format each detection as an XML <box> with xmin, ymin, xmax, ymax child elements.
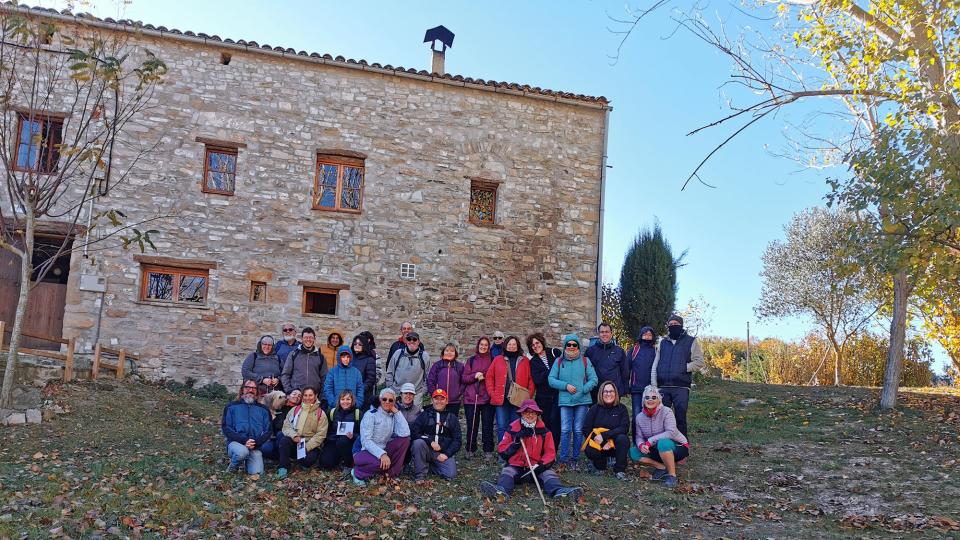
<box><xmin>516</xmin><ymin>399</ymin><xmax>542</xmax><ymax>414</ymax></box>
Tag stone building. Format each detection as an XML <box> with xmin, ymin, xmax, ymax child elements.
<box><xmin>0</xmin><ymin>5</ymin><xmax>610</xmax><ymax>385</ymax></box>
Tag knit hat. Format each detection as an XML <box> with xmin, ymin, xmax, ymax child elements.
<box><xmin>667</xmin><ymin>314</ymin><xmax>684</xmax><ymax>326</ymax></box>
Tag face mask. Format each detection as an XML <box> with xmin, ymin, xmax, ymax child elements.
<box><xmin>668</xmin><ymin>326</ymin><xmax>683</xmax><ymax>340</ymax></box>
<box><xmin>641</xmin><ymin>338</ymin><xmax>654</xmax><ymax>344</ymax></box>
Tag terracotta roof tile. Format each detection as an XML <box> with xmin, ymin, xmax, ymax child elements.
<box><xmin>7</xmin><ymin>2</ymin><xmax>609</xmax><ymax>107</ymax></box>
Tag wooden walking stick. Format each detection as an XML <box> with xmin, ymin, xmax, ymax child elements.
<box><xmin>519</xmin><ymin>435</ymin><xmax>548</xmax><ymax>506</ymax></box>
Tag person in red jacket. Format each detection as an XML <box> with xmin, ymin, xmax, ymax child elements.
<box><xmin>486</xmin><ymin>336</ymin><xmax>536</xmax><ymax>443</ymax></box>
<box><xmin>479</xmin><ymin>399</ymin><xmax>582</xmax><ymax>500</ymax></box>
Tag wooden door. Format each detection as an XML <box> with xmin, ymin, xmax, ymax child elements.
<box><xmin>0</xmin><ymin>245</ymin><xmax>68</xmax><ymax>351</ymax></box>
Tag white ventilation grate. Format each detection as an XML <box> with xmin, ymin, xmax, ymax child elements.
<box><xmin>399</xmin><ymin>263</ymin><xmax>417</xmax><ymax>280</ymax></box>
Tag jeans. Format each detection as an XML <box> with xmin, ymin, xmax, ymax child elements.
<box><xmin>558</xmin><ymin>405</ymin><xmax>588</xmax><ymax>463</ymax></box>
<box><xmin>411</xmin><ymin>439</ymin><xmax>457</xmax><ymax>479</ymax></box>
<box><xmin>495</xmin><ymin>404</ymin><xmax>519</xmax><ymax>444</ymax></box>
<box><xmin>227</xmin><ymin>441</ymin><xmax>264</xmax><ymax>474</ymax></box>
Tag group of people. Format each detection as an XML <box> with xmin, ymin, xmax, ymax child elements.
<box><xmin>222</xmin><ymin>314</ymin><xmax>703</xmax><ymax>499</ymax></box>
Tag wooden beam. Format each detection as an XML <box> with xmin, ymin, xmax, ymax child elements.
<box><xmin>99</xmin><ymin>345</ymin><xmax>140</xmax><ymax>361</ymax></box>
<box><xmin>20</xmin><ymin>329</ymin><xmax>68</xmax><ymax>345</ymax></box>
<box><xmin>92</xmin><ymin>343</ymin><xmax>101</xmax><ymax>380</ymax></box>
<box><xmin>195</xmin><ymin>136</ymin><xmax>248</xmax><ymax>149</ymax></box>
<box><xmin>0</xmin><ymin>346</ymin><xmax>66</xmax><ymax>361</ymax></box>
<box><xmin>117</xmin><ymin>349</ymin><xmax>126</xmax><ymax>379</ymax></box>
<box><xmin>133</xmin><ymin>255</ymin><xmax>218</xmax><ymax>270</ymax></box>
<box><xmin>296</xmin><ymin>280</ymin><xmax>350</xmax><ymax>290</ymax></box>
<box><xmin>64</xmin><ymin>338</ymin><xmax>74</xmax><ymax>382</ymax></box>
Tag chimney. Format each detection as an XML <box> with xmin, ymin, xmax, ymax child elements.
<box><xmin>432</xmin><ymin>48</ymin><xmax>445</xmax><ymax>76</ymax></box>
<box><xmin>423</xmin><ymin>25</ymin><xmax>454</xmax><ymax>76</ymax></box>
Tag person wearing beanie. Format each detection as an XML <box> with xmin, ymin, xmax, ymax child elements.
<box><xmin>631</xmin><ymin>385</ymin><xmax>689</xmax><ymax>488</ymax></box>
<box><xmin>628</xmin><ymin>326</ymin><xmax>658</xmax><ymax>440</ymax></box>
<box><xmin>649</xmin><ymin>314</ymin><xmax>704</xmax><ymax>436</ymax></box>
<box><xmin>323</xmin><ymin>345</ymin><xmax>365</xmax><ymax>410</ymax></box>
<box><xmin>547</xmin><ymin>333</ymin><xmax>598</xmax><ymax>469</ymax></box>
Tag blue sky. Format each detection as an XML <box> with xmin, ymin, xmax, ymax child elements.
<box><xmin>44</xmin><ymin>0</ymin><xmax>948</xmax><ymax>371</ymax></box>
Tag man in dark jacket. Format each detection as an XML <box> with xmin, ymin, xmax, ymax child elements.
<box><xmin>386</xmin><ymin>321</ymin><xmax>416</xmax><ymax>367</ymax></box>
<box><xmin>585</xmin><ymin>323</ymin><xmax>630</xmax><ymax>402</ymax></box>
<box><xmin>651</xmin><ymin>315</ymin><xmax>705</xmax><ymax>436</ymax></box>
<box><xmin>409</xmin><ymin>389</ymin><xmax>461</xmax><ymax>480</ymax></box>
<box><xmin>222</xmin><ymin>380</ymin><xmax>273</xmax><ymax>476</ymax></box>
<box><xmin>275</xmin><ymin>324</ymin><xmax>300</xmax><ymax>365</ymax></box>
<box><xmin>281</xmin><ymin>328</ymin><xmax>329</xmax><ymax>403</ymax></box>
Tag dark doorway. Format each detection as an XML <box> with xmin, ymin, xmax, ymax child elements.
<box><xmin>0</xmin><ymin>235</ymin><xmax>72</xmax><ymax>350</ymax></box>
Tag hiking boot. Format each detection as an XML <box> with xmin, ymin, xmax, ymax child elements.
<box><xmin>651</xmin><ymin>469</ymin><xmax>669</xmax><ymax>481</ymax></box>
<box><xmin>663</xmin><ymin>475</ymin><xmax>678</xmax><ymax>488</ymax></box>
<box><xmin>553</xmin><ymin>486</ymin><xmax>583</xmax><ymax>499</ymax></box>
<box><xmin>607</xmin><ymin>457</ymin><xmax>616</xmax><ymax>468</ymax></box>
<box><xmin>350</xmin><ymin>468</ymin><xmax>367</xmax><ymax>487</ymax></box>
<box><xmin>479</xmin><ymin>481</ymin><xmax>508</xmax><ymax>500</ymax></box>
<box><xmin>615</xmin><ymin>472</ymin><xmax>628</xmax><ymax>481</ymax></box>
<box><xmin>276</xmin><ymin>468</ymin><xmax>288</xmax><ymax>480</ymax></box>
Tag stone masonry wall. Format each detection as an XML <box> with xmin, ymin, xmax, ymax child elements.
<box><xmin>48</xmin><ymin>31</ymin><xmax>606</xmax><ymax>386</ymax></box>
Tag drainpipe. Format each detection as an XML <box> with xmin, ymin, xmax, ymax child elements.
<box><xmin>595</xmin><ymin>107</ymin><xmax>611</xmax><ymax>327</ymax></box>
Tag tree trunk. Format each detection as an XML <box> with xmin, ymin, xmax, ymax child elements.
<box><xmin>879</xmin><ymin>270</ymin><xmax>913</xmax><ymax>409</ymax></box>
<box><xmin>0</xmin><ymin>210</ymin><xmax>34</xmax><ymax>408</ymax></box>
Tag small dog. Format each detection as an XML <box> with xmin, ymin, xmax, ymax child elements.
<box><xmin>260</xmin><ymin>389</ymin><xmax>287</xmax><ymax>413</ymax></box>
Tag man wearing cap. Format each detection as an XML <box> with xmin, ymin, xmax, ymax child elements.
<box><xmin>387</xmin><ymin>321</ymin><xmax>422</xmax><ymax>369</ymax></box>
<box><xmin>409</xmin><ymin>389</ymin><xmax>461</xmax><ymax>480</ymax></box>
<box><xmin>490</xmin><ymin>331</ymin><xmax>505</xmax><ymax>358</ymax></box>
<box><xmin>386</xmin><ymin>331</ymin><xmax>431</xmax><ymax>404</ymax></box>
<box><xmin>650</xmin><ymin>314</ymin><xmax>704</xmax><ymax>436</ymax></box>
<box><xmin>351</xmin><ymin>387</ymin><xmax>411</xmax><ymax>486</ymax></box>
<box><xmin>479</xmin><ymin>399</ymin><xmax>583</xmax><ymax>500</ymax></box>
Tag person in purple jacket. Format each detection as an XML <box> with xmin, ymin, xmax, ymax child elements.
<box><xmin>462</xmin><ymin>336</ymin><xmax>496</xmax><ymax>461</ymax></box>
<box><xmin>427</xmin><ymin>343</ymin><xmax>464</xmax><ymax>417</ymax></box>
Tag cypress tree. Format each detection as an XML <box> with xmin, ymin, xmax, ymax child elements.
<box><xmin>618</xmin><ymin>224</ymin><xmax>685</xmax><ymax>338</ymax></box>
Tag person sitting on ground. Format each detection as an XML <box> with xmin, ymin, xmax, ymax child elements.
<box><xmin>323</xmin><ymin>345</ymin><xmax>365</xmax><ymax>412</ymax></box>
<box><xmin>397</xmin><ymin>382</ymin><xmax>422</xmax><ymax>426</ymax></box>
<box><xmin>386</xmin><ymin>331</ymin><xmax>431</xmax><ymax>404</ymax></box>
<box><xmin>320</xmin><ymin>389</ymin><xmax>362</xmax><ymax>470</ymax></box>
<box><xmin>631</xmin><ymin>385</ymin><xmax>689</xmax><ymax>488</ymax></box>
<box><xmin>222</xmin><ymin>380</ymin><xmax>272</xmax><ymax>477</ymax></box>
<box><xmin>581</xmin><ymin>381</ymin><xmax>630</xmax><ymax>481</ymax></box>
<box><xmin>479</xmin><ymin>399</ymin><xmax>582</xmax><ymax>501</ymax></box>
<box><xmin>350</xmin><ymin>334</ymin><xmax>378</xmax><ymax>411</ymax></box>
<box><xmin>351</xmin><ymin>388</ymin><xmax>411</xmax><ymax>486</ymax></box>
<box><xmin>409</xmin><ymin>389</ymin><xmax>461</xmax><ymax>481</ymax></box>
<box><xmin>426</xmin><ymin>343</ymin><xmax>464</xmax><ymax>417</ymax></box>
<box><xmin>280</xmin><ymin>328</ymin><xmax>328</xmax><ymax>401</ymax></box>
<box><xmin>242</xmin><ymin>335</ymin><xmax>283</xmax><ymax>394</ymax></box>
<box><xmin>259</xmin><ymin>389</ymin><xmax>287</xmax><ymax>461</ymax></box>
<box><xmin>277</xmin><ymin>386</ymin><xmax>328</xmax><ymax>479</ymax></box>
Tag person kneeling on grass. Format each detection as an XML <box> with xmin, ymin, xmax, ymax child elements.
<box><xmin>410</xmin><ymin>389</ymin><xmax>461</xmax><ymax>481</ymax></box>
<box><xmin>351</xmin><ymin>388</ymin><xmax>411</xmax><ymax>486</ymax></box>
<box><xmin>479</xmin><ymin>399</ymin><xmax>582</xmax><ymax>501</ymax></box>
<box><xmin>222</xmin><ymin>380</ymin><xmax>273</xmax><ymax>477</ymax></box>
<box><xmin>581</xmin><ymin>381</ymin><xmax>630</xmax><ymax>481</ymax></box>
<box><xmin>277</xmin><ymin>386</ymin><xmax>328</xmax><ymax>479</ymax></box>
<box><xmin>630</xmin><ymin>385</ymin><xmax>689</xmax><ymax>487</ymax></box>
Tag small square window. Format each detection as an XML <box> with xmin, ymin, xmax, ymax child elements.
<box><xmin>14</xmin><ymin>113</ymin><xmax>63</xmax><ymax>174</ymax></box>
<box><xmin>202</xmin><ymin>145</ymin><xmax>238</xmax><ymax>195</ymax></box>
<box><xmin>303</xmin><ymin>287</ymin><xmax>338</xmax><ymax>315</ymax></box>
<box><xmin>469</xmin><ymin>180</ymin><xmax>498</xmax><ymax>226</ymax></box>
<box><xmin>250</xmin><ymin>281</ymin><xmax>267</xmax><ymax>303</ymax></box>
<box><xmin>399</xmin><ymin>263</ymin><xmax>417</xmax><ymax>280</ymax></box>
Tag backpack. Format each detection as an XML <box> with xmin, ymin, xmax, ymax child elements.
<box><xmin>328</xmin><ymin>408</ymin><xmax>361</xmax><ymax>422</ymax></box>
<box><xmin>389</xmin><ymin>347</ymin><xmax>426</xmax><ymax>374</ymax></box>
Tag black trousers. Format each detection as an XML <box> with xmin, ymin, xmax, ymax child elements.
<box><xmin>319</xmin><ymin>437</ymin><xmax>355</xmax><ymax>469</ymax></box>
<box><xmin>658</xmin><ymin>386</ymin><xmax>690</xmax><ymax>436</ymax></box>
<box><xmin>584</xmin><ymin>434</ymin><xmax>630</xmax><ymax>473</ymax></box>
<box><xmin>535</xmin><ymin>392</ymin><xmax>561</xmax><ymax>446</ymax></box>
<box><xmin>277</xmin><ymin>435</ymin><xmax>320</xmax><ymax>469</ymax></box>
<box><xmin>463</xmin><ymin>403</ymin><xmax>495</xmax><ymax>453</ymax></box>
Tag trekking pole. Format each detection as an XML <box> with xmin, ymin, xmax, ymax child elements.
<box><xmin>519</xmin><ymin>436</ymin><xmax>548</xmax><ymax>506</ymax></box>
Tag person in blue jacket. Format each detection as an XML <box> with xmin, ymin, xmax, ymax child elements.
<box><xmin>324</xmin><ymin>345</ymin><xmax>364</xmax><ymax>409</ymax></box>
<box><xmin>548</xmin><ymin>333</ymin><xmax>598</xmax><ymax>469</ymax></box>
<box><xmin>628</xmin><ymin>326</ymin><xmax>657</xmax><ymax>439</ymax></box>
<box><xmin>221</xmin><ymin>380</ymin><xmax>273</xmax><ymax>476</ymax></box>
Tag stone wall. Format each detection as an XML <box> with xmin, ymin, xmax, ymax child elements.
<box><xmin>38</xmin><ymin>25</ymin><xmax>606</xmax><ymax>386</ymax></box>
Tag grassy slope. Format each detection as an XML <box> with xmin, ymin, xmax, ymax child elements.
<box><xmin>0</xmin><ymin>379</ymin><xmax>958</xmax><ymax>539</ymax></box>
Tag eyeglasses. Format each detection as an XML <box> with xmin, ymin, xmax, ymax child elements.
<box><xmin>493</xmin><ymin>337</ymin><xmax>504</xmax><ymax>341</ymax></box>
<box><xmin>602</xmin><ymin>390</ymin><xmax>616</xmax><ymax>394</ymax></box>
<box><xmin>565</xmin><ymin>343</ymin><xmax>579</xmax><ymax>349</ymax></box>
<box><xmin>406</xmin><ymin>337</ymin><xmax>419</xmax><ymax>342</ymax></box>
<box><xmin>643</xmin><ymin>396</ymin><xmax>659</xmax><ymax>401</ymax></box>
<box><xmin>380</xmin><ymin>397</ymin><xmax>395</xmax><ymax>403</ymax></box>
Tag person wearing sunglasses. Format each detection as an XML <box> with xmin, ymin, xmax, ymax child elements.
<box><xmin>631</xmin><ymin>385</ymin><xmax>689</xmax><ymax>488</ymax></box>
<box><xmin>275</xmin><ymin>324</ymin><xmax>300</xmax><ymax>364</ymax></box>
<box><xmin>222</xmin><ymin>380</ymin><xmax>273</xmax><ymax>477</ymax></box>
<box><xmin>547</xmin><ymin>333</ymin><xmax>598</xmax><ymax>470</ymax></box>
<box><xmin>385</xmin><ymin>331</ymin><xmax>430</xmax><ymax>404</ymax></box>
<box><xmin>351</xmin><ymin>388</ymin><xmax>411</xmax><ymax>486</ymax></box>
<box><xmin>490</xmin><ymin>331</ymin><xmax>505</xmax><ymax>357</ymax></box>
<box><xmin>241</xmin><ymin>335</ymin><xmax>283</xmax><ymax>394</ymax></box>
